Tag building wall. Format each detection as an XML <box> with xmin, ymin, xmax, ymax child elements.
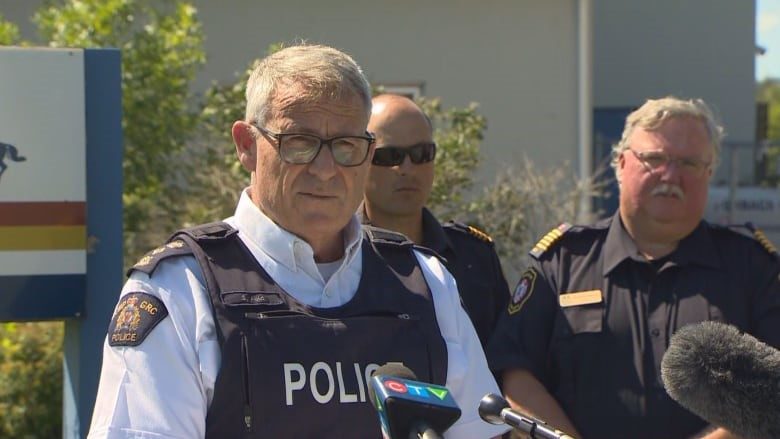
<box><xmin>593</xmin><ymin>0</ymin><xmax>757</xmax><ymax>183</ymax></box>
<box><xmin>1</xmin><ymin>0</ymin><xmax>758</xmax><ymax>185</ymax></box>
<box><xmin>192</xmin><ymin>0</ymin><xmax>579</xmax><ymax>185</ymax></box>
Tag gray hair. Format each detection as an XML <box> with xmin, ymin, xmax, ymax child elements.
<box><xmin>611</xmin><ymin>96</ymin><xmax>725</xmax><ymax>181</ymax></box>
<box><xmin>244</xmin><ymin>44</ymin><xmax>372</xmax><ymax>126</ymax></box>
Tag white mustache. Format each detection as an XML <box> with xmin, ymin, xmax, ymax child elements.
<box><xmin>651</xmin><ymin>183</ymin><xmax>685</xmax><ymax>199</ymax></box>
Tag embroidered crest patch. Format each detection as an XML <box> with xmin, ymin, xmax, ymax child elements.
<box><xmin>508</xmin><ymin>269</ymin><xmax>537</xmax><ymax>315</ymax></box>
<box><xmin>108</xmin><ymin>292</ymin><xmax>169</xmax><ymax>347</ymax></box>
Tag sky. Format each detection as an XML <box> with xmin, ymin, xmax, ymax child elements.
<box><xmin>757</xmin><ymin>0</ymin><xmax>780</xmax><ymax>80</ymax></box>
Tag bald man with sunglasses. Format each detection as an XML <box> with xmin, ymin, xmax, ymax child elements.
<box><xmin>362</xmin><ymin>94</ymin><xmax>510</xmax><ymax>348</ymax></box>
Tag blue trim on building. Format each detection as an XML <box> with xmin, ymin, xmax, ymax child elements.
<box><xmin>593</xmin><ymin>107</ymin><xmax>634</xmax><ymax>217</ymax></box>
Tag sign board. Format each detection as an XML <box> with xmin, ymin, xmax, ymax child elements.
<box><xmin>1</xmin><ymin>47</ymin><xmax>123</xmax><ymax>438</ymax></box>
<box><xmin>706</xmin><ymin>186</ymin><xmax>780</xmax><ymax>244</ymax></box>
<box><xmin>0</xmin><ymin>48</ymin><xmax>89</xmax><ymax>319</ymax></box>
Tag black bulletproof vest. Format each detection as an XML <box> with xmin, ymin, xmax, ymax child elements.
<box><xmin>170</xmin><ymin>222</ymin><xmax>448</xmax><ymax>438</ymax></box>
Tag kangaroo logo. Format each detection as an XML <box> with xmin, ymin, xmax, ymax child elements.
<box><xmin>0</xmin><ymin>142</ymin><xmax>27</xmax><ymax>182</ymax></box>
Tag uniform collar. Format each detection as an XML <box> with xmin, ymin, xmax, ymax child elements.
<box><xmin>358</xmin><ymin>204</ymin><xmax>452</xmax><ymax>253</ymax></box>
<box><xmin>421</xmin><ymin>207</ymin><xmax>454</xmax><ymax>255</ymax></box>
<box><xmin>233</xmin><ymin>189</ymin><xmax>363</xmax><ymax>273</ymax></box>
<box><xmin>603</xmin><ymin>210</ymin><xmax>721</xmax><ymax>275</ymax></box>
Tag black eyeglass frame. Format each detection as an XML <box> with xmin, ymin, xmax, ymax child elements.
<box><xmin>371</xmin><ymin>142</ymin><xmax>437</xmax><ymax>167</ymax></box>
<box><xmin>253</xmin><ymin>124</ymin><xmax>376</xmax><ymax>167</ymax></box>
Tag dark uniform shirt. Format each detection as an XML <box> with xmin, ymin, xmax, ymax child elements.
<box><xmin>361</xmin><ymin>207</ymin><xmax>510</xmax><ymax>347</ymax></box>
<box><xmin>487</xmin><ymin>211</ymin><xmax>780</xmax><ymax>439</ymax></box>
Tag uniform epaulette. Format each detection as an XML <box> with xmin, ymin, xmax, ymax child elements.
<box><xmin>178</xmin><ymin>221</ymin><xmax>237</xmax><ymax>241</ymax></box>
<box><xmin>444</xmin><ymin>221</ymin><xmax>493</xmax><ymax>243</ymax></box>
<box><xmin>720</xmin><ymin>222</ymin><xmax>779</xmax><ymax>258</ymax></box>
<box><xmin>529</xmin><ymin>223</ymin><xmax>573</xmax><ymax>259</ymax></box>
<box><xmin>363</xmin><ymin>225</ymin><xmax>414</xmax><ymax>247</ymax></box>
<box><xmin>128</xmin><ymin>239</ymin><xmax>192</xmax><ymax>277</ymax></box>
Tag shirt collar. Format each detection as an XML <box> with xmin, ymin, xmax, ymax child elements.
<box><xmin>669</xmin><ymin>221</ymin><xmax>721</xmax><ymax>269</ymax></box>
<box><xmin>603</xmin><ymin>210</ymin><xmax>721</xmax><ymax>275</ymax></box>
<box><xmin>232</xmin><ymin>189</ymin><xmax>363</xmax><ymax>273</ymax></box>
<box><xmin>603</xmin><ymin>211</ymin><xmax>638</xmax><ymax>275</ymax></box>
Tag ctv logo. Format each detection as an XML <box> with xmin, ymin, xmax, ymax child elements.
<box><xmin>383</xmin><ymin>379</ymin><xmax>449</xmax><ymax>400</ymax></box>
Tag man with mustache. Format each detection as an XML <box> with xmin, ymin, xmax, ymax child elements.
<box><xmin>487</xmin><ymin>97</ymin><xmax>780</xmax><ymax>439</ymax></box>
<box><xmin>361</xmin><ymin>94</ymin><xmax>510</xmax><ymax>348</ymax></box>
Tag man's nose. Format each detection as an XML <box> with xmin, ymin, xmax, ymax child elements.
<box><xmin>657</xmin><ymin>158</ymin><xmax>683</xmax><ymax>180</ymax></box>
<box><xmin>307</xmin><ymin>145</ymin><xmax>338</xmax><ymax>180</ymax></box>
<box><xmin>397</xmin><ymin>154</ymin><xmax>414</xmax><ymax>172</ymax></box>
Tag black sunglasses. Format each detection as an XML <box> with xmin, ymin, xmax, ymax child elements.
<box><xmin>372</xmin><ymin>143</ymin><xmax>437</xmax><ymax>167</ymax></box>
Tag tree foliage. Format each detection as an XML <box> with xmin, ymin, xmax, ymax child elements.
<box><xmin>419</xmin><ymin>98</ymin><xmax>484</xmax><ymax>213</ymax></box>
<box><xmin>453</xmin><ymin>159</ymin><xmax>607</xmax><ymax>281</ymax></box>
<box><xmin>0</xmin><ymin>322</ymin><xmax>63</xmax><ymax>439</ymax></box>
<box><xmin>0</xmin><ymin>13</ymin><xmax>20</xmax><ymax>45</ymax></box>
<box><xmin>32</xmin><ymin>0</ymin><xmax>206</xmax><ymax>263</ymax></box>
<box><xmin>757</xmin><ymin>79</ymin><xmax>780</xmax><ymax>186</ymax></box>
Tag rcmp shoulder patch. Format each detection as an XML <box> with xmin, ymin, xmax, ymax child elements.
<box><xmin>108</xmin><ymin>292</ymin><xmax>169</xmax><ymax>347</ymax></box>
<box><xmin>508</xmin><ymin>268</ymin><xmax>537</xmax><ymax>315</ymax></box>
<box><xmin>530</xmin><ymin>223</ymin><xmax>573</xmax><ymax>259</ymax></box>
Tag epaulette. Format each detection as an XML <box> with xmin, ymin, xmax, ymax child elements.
<box><xmin>177</xmin><ymin>221</ymin><xmax>238</xmax><ymax>242</ymax></box>
<box><xmin>444</xmin><ymin>221</ymin><xmax>493</xmax><ymax>243</ymax></box>
<box><xmin>364</xmin><ymin>225</ymin><xmax>447</xmax><ymax>266</ymax></box>
<box><xmin>721</xmin><ymin>222</ymin><xmax>779</xmax><ymax>258</ymax></box>
<box><xmin>363</xmin><ymin>225</ymin><xmax>414</xmax><ymax>247</ymax></box>
<box><xmin>128</xmin><ymin>239</ymin><xmax>192</xmax><ymax>277</ymax></box>
<box><xmin>529</xmin><ymin>223</ymin><xmax>573</xmax><ymax>259</ymax></box>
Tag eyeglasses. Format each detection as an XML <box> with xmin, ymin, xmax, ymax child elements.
<box><xmin>371</xmin><ymin>143</ymin><xmax>437</xmax><ymax>167</ymax></box>
<box><xmin>254</xmin><ymin>125</ymin><xmax>375</xmax><ymax>167</ymax></box>
<box><xmin>628</xmin><ymin>148</ymin><xmax>712</xmax><ymax>176</ymax></box>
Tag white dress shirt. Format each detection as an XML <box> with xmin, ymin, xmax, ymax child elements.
<box><xmin>88</xmin><ymin>190</ymin><xmax>506</xmax><ymax>438</ymax></box>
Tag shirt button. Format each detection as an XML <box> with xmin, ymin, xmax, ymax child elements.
<box><xmin>651</xmin><ymin>328</ymin><xmax>661</xmax><ymax>337</ymax></box>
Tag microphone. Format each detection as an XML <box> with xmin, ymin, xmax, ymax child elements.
<box><xmin>479</xmin><ymin>393</ymin><xmax>576</xmax><ymax>439</ymax></box>
<box><xmin>368</xmin><ymin>363</ymin><xmax>461</xmax><ymax>439</ymax></box>
<box><xmin>661</xmin><ymin>321</ymin><xmax>780</xmax><ymax>439</ymax></box>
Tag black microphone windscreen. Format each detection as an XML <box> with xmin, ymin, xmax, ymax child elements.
<box><xmin>478</xmin><ymin>393</ymin><xmax>510</xmax><ymax>425</ymax></box>
<box><xmin>368</xmin><ymin>363</ymin><xmax>418</xmax><ymax>409</ymax></box>
<box><xmin>661</xmin><ymin>321</ymin><xmax>780</xmax><ymax>439</ymax></box>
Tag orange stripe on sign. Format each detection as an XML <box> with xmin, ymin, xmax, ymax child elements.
<box><xmin>0</xmin><ymin>202</ymin><xmax>86</xmax><ymax>226</ymax></box>
<box><xmin>0</xmin><ymin>225</ymin><xmax>86</xmax><ymax>250</ymax></box>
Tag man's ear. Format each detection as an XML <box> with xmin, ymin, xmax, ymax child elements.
<box><xmin>616</xmin><ymin>151</ymin><xmax>626</xmax><ymax>184</ymax></box>
<box><xmin>233</xmin><ymin>121</ymin><xmax>256</xmax><ymax>172</ymax></box>
<box><xmin>366</xmin><ymin>137</ymin><xmax>376</xmax><ymax>164</ymax></box>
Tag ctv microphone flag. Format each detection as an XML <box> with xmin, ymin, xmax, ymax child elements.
<box><xmin>369</xmin><ymin>363</ymin><xmax>461</xmax><ymax>439</ymax></box>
